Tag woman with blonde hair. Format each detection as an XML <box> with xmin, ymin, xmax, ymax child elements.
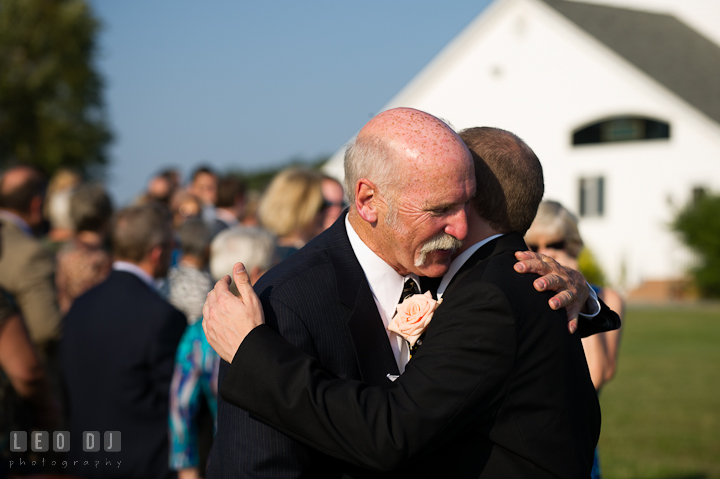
<box><xmin>258</xmin><ymin>167</ymin><xmax>325</xmax><ymax>261</ymax></box>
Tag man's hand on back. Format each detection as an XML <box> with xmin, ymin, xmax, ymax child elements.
<box><xmin>203</xmin><ymin>262</ymin><xmax>265</xmax><ymax>363</ymax></box>
<box><xmin>513</xmin><ymin>251</ymin><xmax>590</xmax><ymax>334</ymax></box>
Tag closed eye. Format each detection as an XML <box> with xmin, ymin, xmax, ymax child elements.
<box><xmin>427</xmin><ymin>204</ymin><xmax>455</xmax><ymax>216</ymax></box>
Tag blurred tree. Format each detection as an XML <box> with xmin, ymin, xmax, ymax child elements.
<box><xmin>577</xmin><ymin>247</ymin><xmax>606</xmax><ymax>287</ymax></box>
<box><xmin>673</xmin><ymin>192</ymin><xmax>720</xmax><ymax>297</ymax></box>
<box><xmin>0</xmin><ymin>0</ymin><xmax>111</xmax><ymax>176</ymax></box>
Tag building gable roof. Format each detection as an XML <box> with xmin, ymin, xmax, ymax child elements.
<box><xmin>541</xmin><ymin>0</ymin><xmax>720</xmax><ymax>124</ymax></box>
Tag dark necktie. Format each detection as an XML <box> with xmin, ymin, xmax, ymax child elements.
<box><xmin>399</xmin><ymin>278</ymin><xmax>420</xmax><ymax>304</ymax></box>
<box><xmin>420</xmin><ymin>276</ymin><xmax>442</xmax><ymax>300</ymax></box>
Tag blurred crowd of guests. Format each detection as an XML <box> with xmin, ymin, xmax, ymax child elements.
<box><xmin>0</xmin><ymin>163</ymin><xmax>344</xmax><ymax>478</ymax></box>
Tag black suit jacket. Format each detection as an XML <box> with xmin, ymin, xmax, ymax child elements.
<box><xmin>221</xmin><ymin>234</ymin><xmax>620</xmax><ymax>478</ymax></box>
<box><xmin>60</xmin><ymin>270</ymin><xmax>186</xmax><ymax>479</ymax></box>
<box><xmin>208</xmin><ymin>215</ymin><xmax>400</xmax><ymax>478</ymax></box>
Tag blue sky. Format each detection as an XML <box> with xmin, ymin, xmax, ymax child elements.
<box><xmin>89</xmin><ymin>1</ymin><xmax>492</xmax><ymax>204</ymax></box>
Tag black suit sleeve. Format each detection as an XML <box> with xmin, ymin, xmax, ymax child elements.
<box><xmin>221</xmin><ymin>281</ymin><xmax>517</xmax><ymax>472</ymax></box>
<box><xmin>577</xmin><ymin>297</ymin><xmax>621</xmax><ymax>338</ymax></box>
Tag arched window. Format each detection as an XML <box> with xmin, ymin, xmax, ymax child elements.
<box><xmin>572</xmin><ymin>116</ymin><xmax>670</xmax><ymax>145</ymax></box>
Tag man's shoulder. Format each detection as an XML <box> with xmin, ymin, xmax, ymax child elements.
<box><xmin>456</xmin><ymin>234</ymin><xmax>529</xmax><ymax>281</ymax></box>
<box><xmin>255</xmin><ymin>222</ymin><xmax>355</xmax><ymax>296</ymax></box>
<box><xmin>0</xmin><ymin>220</ymin><xmax>49</xmax><ymax>264</ymax></box>
<box><xmin>74</xmin><ymin>271</ymin><xmax>183</xmax><ymax>319</ymax></box>
<box><xmin>449</xmin><ymin>234</ymin><xmax>553</xmax><ymax>310</ymax></box>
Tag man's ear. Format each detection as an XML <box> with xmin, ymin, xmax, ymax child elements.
<box><xmin>30</xmin><ymin>195</ymin><xmax>44</xmax><ymax>222</ymax></box>
<box><xmin>149</xmin><ymin>244</ymin><xmax>164</xmax><ymax>266</ymax></box>
<box><xmin>355</xmin><ymin>179</ymin><xmax>379</xmax><ymax>224</ymax></box>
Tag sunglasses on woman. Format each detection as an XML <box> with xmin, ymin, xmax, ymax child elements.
<box><xmin>526</xmin><ymin>240</ymin><xmax>567</xmax><ymax>252</ymax></box>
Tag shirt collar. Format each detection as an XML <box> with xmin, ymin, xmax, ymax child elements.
<box><xmin>345</xmin><ymin>216</ymin><xmax>419</xmax><ymax>320</ymax></box>
<box><xmin>437</xmin><ymin>234</ymin><xmax>504</xmax><ymax>297</ymax></box>
<box><xmin>112</xmin><ymin>261</ymin><xmax>157</xmax><ymax>291</ymax></box>
<box><xmin>0</xmin><ymin>210</ymin><xmax>33</xmax><ymax>236</ymax></box>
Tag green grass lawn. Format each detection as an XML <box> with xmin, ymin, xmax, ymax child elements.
<box><xmin>598</xmin><ymin>304</ymin><xmax>720</xmax><ymax>479</ymax></box>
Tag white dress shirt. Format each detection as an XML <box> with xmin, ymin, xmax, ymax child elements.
<box><xmin>345</xmin><ymin>216</ymin><xmax>419</xmax><ymax>372</ymax></box>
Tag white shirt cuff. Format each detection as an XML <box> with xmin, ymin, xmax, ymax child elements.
<box><xmin>579</xmin><ymin>282</ymin><xmax>600</xmax><ymax>319</ymax></box>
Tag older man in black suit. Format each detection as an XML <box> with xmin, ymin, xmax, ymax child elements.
<box><xmin>205</xmin><ymin>111</ymin><xmax>616</xmax><ymax>478</ymax></box>
<box><xmin>60</xmin><ymin>204</ymin><xmax>186</xmax><ymax>479</ymax></box>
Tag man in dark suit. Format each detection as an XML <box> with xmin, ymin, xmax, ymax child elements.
<box><xmin>205</xmin><ymin>125</ymin><xmax>618</xmax><ymax>478</ymax></box>
<box><xmin>60</xmin><ymin>204</ymin><xmax>186</xmax><ymax>479</ymax></box>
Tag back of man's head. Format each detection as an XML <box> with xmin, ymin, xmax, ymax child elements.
<box><xmin>459</xmin><ymin>127</ymin><xmax>544</xmax><ymax>235</ymax></box>
<box><xmin>111</xmin><ymin>204</ymin><xmax>171</xmax><ymax>264</ymax></box>
<box><xmin>216</xmin><ymin>175</ymin><xmax>246</xmax><ymax>208</ymax></box>
<box><xmin>71</xmin><ymin>184</ymin><xmax>113</xmax><ymax>233</ymax></box>
<box><xmin>209</xmin><ymin>226</ymin><xmax>276</xmax><ymax>282</ymax></box>
<box><xmin>178</xmin><ymin>218</ymin><xmax>212</xmax><ymax>261</ymax></box>
<box><xmin>0</xmin><ymin>165</ymin><xmax>46</xmax><ymax>214</ymax></box>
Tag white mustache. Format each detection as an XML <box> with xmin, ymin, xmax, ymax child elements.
<box><xmin>415</xmin><ymin>233</ymin><xmax>463</xmax><ymax>267</ymax></box>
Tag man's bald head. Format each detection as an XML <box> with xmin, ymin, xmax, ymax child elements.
<box><xmin>344</xmin><ymin>108</ymin><xmax>472</xmax><ymax>205</ymax></box>
<box><xmin>343</xmin><ymin>108</ymin><xmax>475</xmax><ymax>277</ymax></box>
<box><xmin>459</xmin><ymin>127</ymin><xmax>544</xmax><ymax>235</ymax></box>
<box><xmin>0</xmin><ymin>165</ymin><xmax>46</xmax><ymax>215</ymax></box>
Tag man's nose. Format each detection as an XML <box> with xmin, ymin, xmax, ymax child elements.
<box><xmin>445</xmin><ymin>206</ymin><xmax>468</xmax><ymax>241</ymax></box>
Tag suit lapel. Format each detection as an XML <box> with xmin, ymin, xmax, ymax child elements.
<box><xmin>326</xmin><ymin>215</ymin><xmax>400</xmax><ymax>386</ymax></box>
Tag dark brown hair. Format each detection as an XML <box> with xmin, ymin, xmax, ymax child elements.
<box><xmin>216</xmin><ymin>175</ymin><xmax>246</xmax><ymax>208</ymax></box>
<box><xmin>459</xmin><ymin>127</ymin><xmax>544</xmax><ymax>235</ymax></box>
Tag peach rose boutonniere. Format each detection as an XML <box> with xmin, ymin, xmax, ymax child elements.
<box><xmin>388</xmin><ymin>291</ymin><xmax>443</xmax><ymax>356</ymax></box>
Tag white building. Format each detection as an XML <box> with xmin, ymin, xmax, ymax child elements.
<box><xmin>325</xmin><ymin>0</ymin><xmax>720</xmax><ymax>296</ymax></box>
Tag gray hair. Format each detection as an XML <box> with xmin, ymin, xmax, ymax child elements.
<box><xmin>209</xmin><ymin>226</ymin><xmax>277</xmax><ymax>281</ymax></box>
<box><xmin>529</xmin><ymin>200</ymin><xmax>584</xmax><ymax>258</ymax></box>
<box><xmin>343</xmin><ymin>135</ymin><xmax>400</xmax><ymax>205</ymax></box>
<box><xmin>178</xmin><ymin>218</ymin><xmax>212</xmax><ymax>259</ymax></box>
<box><xmin>70</xmin><ymin>184</ymin><xmax>113</xmax><ymax>233</ymax></box>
